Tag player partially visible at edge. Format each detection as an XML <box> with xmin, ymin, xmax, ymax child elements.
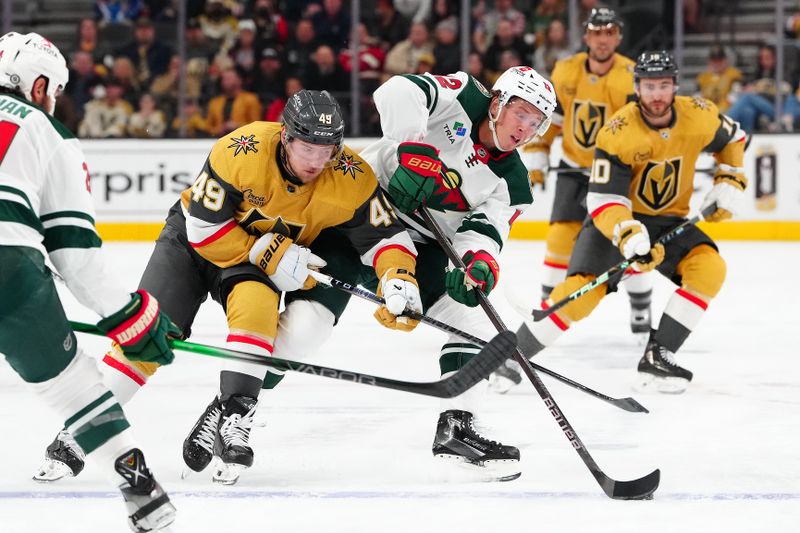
<box><xmin>0</xmin><ymin>31</ymin><xmax>178</xmax><ymax>532</ymax></box>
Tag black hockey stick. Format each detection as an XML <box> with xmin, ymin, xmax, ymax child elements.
<box><xmin>529</xmin><ymin>203</ymin><xmax>718</xmax><ymax>323</ymax></box>
<box><xmin>419</xmin><ymin>207</ymin><xmax>659</xmax><ymax>500</ymax></box>
<box><xmin>309</xmin><ymin>271</ymin><xmax>647</xmax><ymax>413</ymax></box>
<box><xmin>69</xmin><ymin>320</ymin><xmax>514</xmax><ymax>399</ymax></box>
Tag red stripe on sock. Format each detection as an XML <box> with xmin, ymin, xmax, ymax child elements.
<box><xmin>543</xmin><ymin>260</ymin><xmax>568</xmax><ymax>270</ymax></box>
<box><xmin>542</xmin><ymin>300</ymin><xmax>569</xmax><ymax>331</ymax></box>
<box><xmin>227</xmin><ymin>333</ymin><xmax>274</xmax><ymax>353</ymax></box>
<box><xmin>676</xmin><ymin>288</ymin><xmax>708</xmax><ymax>310</ymax></box>
<box><xmin>102</xmin><ymin>355</ymin><xmax>146</xmax><ymax>386</ymax></box>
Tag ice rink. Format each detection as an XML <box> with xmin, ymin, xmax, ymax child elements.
<box><xmin>1</xmin><ymin>239</ymin><xmax>798</xmax><ymax>533</ymax></box>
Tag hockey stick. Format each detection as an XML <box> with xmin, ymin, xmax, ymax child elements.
<box><xmin>68</xmin><ymin>320</ymin><xmax>514</xmax><ymax>399</ymax></box>
<box><xmin>529</xmin><ymin>203</ymin><xmax>718</xmax><ymax>323</ymax></box>
<box><xmin>418</xmin><ymin>207</ymin><xmax>659</xmax><ymax>500</ymax></box>
<box><xmin>309</xmin><ymin>270</ymin><xmax>647</xmax><ymax>413</ymax></box>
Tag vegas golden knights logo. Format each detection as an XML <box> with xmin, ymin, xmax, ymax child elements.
<box><xmin>572</xmin><ymin>100</ymin><xmax>607</xmax><ymax>149</ymax></box>
<box><xmin>637</xmin><ymin>158</ymin><xmax>682</xmax><ymax>210</ymax></box>
<box><xmin>239</xmin><ymin>211</ymin><xmax>305</xmax><ymax>239</ymax></box>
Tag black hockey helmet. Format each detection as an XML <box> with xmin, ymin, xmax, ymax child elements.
<box><xmin>634</xmin><ymin>50</ymin><xmax>679</xmax><ymax>80</ymax></box>
<box><xmin>584</xmin><ymin>7</ymin><xmax>623</xmax><ymax>31</ymax></box>
<box><xmin>283</xmin><ymin>89</ymin><xmax>345</xmax><ymax>152</ymax></box>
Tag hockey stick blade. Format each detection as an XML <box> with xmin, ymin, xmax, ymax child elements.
<box><xmin>598</xmin><ymin>467</ymin><xmax>661</xmax><ymax>500</ymax></box>
<box><xmin>68</xmin><ymin>320</ymin><xmax>508</xmax><ymax>399</ymax></box>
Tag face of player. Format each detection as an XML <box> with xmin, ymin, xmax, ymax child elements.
<box><xmin>584</xmin><ymin>25</ymin><xmax>621</xmax><ymax>63</ymax></box>
<box><xmin>493</xmin><ymin>97</ymin><xmax>546</xmax><ymax>150</ymax></box>
<box><xmin>284</xmin><ymin>137</ymin><xmax>336</xmax><ymax>183</ymax></box>
<box><xmin>637</xmin><ymin>76</ymin><xmax>676</xmax><ymax>121</ymax></box>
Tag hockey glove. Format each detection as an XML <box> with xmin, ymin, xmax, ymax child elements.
<box><xmin>445</xmin><ymin>250</ymin><xmax>499</xmax><ymax>307</ymax></box>
<box><xmin>374</xmin><ymin>268</ymin><xmax>422</xmax><ymax>332</ymax></box>
<box><xmin>249</xmin><ymin>232</ymin><xmax>327</xmax><ymax>292</ymax></box>
<box><xmin>702</xmin><ymin>175</ymin><xmax>746</xmax><ymax>222</ymax></box>
<box><xmin>526</xmin><ymin>150</ymin><xmax>549</xmax><ymax>187</ymax></box>
<box><xmin>97</xmin><ymin>290</ymin><xmax>181</xmax><ymax>366</ymax></box>
<box><xmin>612</xmin><ymin>220</ymin><xmax>665</xmax><ymax>272</ymax></box>
<box><xmin>387</xmin><ymin>142</ymin><xmax>441</xmax><ymax>214</ymax></box>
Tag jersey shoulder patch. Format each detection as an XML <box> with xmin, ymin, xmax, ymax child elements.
<box><xmin>595</xmin><ymin>102</ymin><xmax>639</xmax><ymax>154</ymax></box>
<box><xmin>209</xmin><ymin>121</ymin><xmax>281</xmax><ymax>187</ymax></box>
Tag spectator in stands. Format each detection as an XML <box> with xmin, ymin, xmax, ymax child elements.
<box><xmin>253</xmin><ymin>47</ymin><xmax>287</xmax><ymax>104</ymax></box>
<box><xmin>339</xmin><ymin>23</ymin><xmax>386</xmax><ymax>94</ymax></box>
<box><xmin>415</xmin><ymin>51</ymin><xmax>435</xmax><ymax>74</ymax></box>
<box><xmin>73</xmin><ymin>18</ymin><xmax>113</xmax><ymax>72</ymax></box>
<box><xmin>310</xmin><ymin>0</ymin><xmax>350</xmax><ymax>51</ymax></box>
<box><xmin>726</xmin><ymin>44</ymin><xmax>800</xmax><ymax>132</ymax></box>
<box><xmin>264</xmin><ymin>76</ymin><xmax>304</xmax><ymax>121</ymax></box>
<box><xmin>528</xmin><ymin>0</ymin><xmax>566</xmax><ymax>47</ymax></box>
<box><xmin>128</xmin><ymin>92</ymin><xmax>168</xmax><ymax>137</ymax></box>
<box><xmin>430</xmin><ymin>0</ymin><xmax>460</xmax><ymax>29</ymax></box>
<box><xmin>110</xmin><ymin>56</ymin><xmax>143</xmax><ymax>107</ymax></box>
<box><xmin>393</xmin><ymin>0</ymin><xmax>432</xmax><ymax>24</ymax></box>
<box><xmin>285</xmin><ymin>19</ymin><xmax>318</xmax><ymax>80</ymax></box>
<box><xmin>533</xmin><ymin>18</ymin><xmax>570</xmax><ymax>77</ymax></box>
<box><xmin>150</xmin><ymin>55</ymin><xmax>202</xmax><ymax>113</ymax></box>
<box><xmin>383</xmin><ymin>22</ymin><xmax>433</xmax><ymax>80</ymax></box>
<box><xmin>432</xmin><ymin>17</ymin><xmax>460</xmax><ymax>76</ymax></box>
<box><xmin>466</xmin><ymin>50</ymin><xmax>491</xmax><ymax>88</ymax></box>
<box><xmin>304</xmin><ymin>44</ymin><xmax>349</xmax><ymax>92</ymax></box>
<box><xmin>696</xmin><ymin>45</ymin><xmax>742</xmax><ymax>112</ymax></box>
<box><xmin>171</xmin><ymin>98</ymin><xmax>208</xmax><ymax>138</ymax></box>
<box><xmin>79</xmin><ymin>77</ymin><xmax>133</xmax><ymax>138</ymax></box>
<box><xmin>373</xmin><ymin>0</ymin><xmax>410</xmax><ymax>51</ymax></box>
<box><xmin>252</xmin><ymin>0</ymin><xmax>289</xmax><ymax>46</ymax></box>
<box><xmin>66</xmin><ymin>51</ymin><xmax>104</xmax><ymax>120</ymax></box>
<box><xmin>229</xmin><ymin>19</ymin><xmax>262</xmax><ymax>89</ymax></box>
<box><xmin>205</xmin><ymin>68</ymin><xmax>262</xmax><ymax>136</ymax></box>
<box><xmin>473</xmin><ymin>0</ymin><xmax>526</xmax><ymax>52</ymax></box>
<box><xmin>116</xmin><ymin>16</ymin><xmax>172</xmax><ymax>88</ymax></box>
<box><xmin>483</xmin><ymin>19</ymin><xmax>532</xmax><ymax>76</ymax></box>
<box><xmin>95</xmin><ymin>0</ymin><xmax>143</xmax><ymax>25</ymax></box>
<box><xmin>199</xmin><ymin>0</ymin><xmax>240</xmax><ymax>52</ymax></box>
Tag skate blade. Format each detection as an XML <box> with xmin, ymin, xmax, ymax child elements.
<box><xmin>33</xmin><ymin>459</ymin><xmax>74</xmax><ymax>483</ymax></box>
<box><xmin>434</xmin><ymin>454</ymin><xmax>521</xmax><ymax>483</ymax></box>
<box><xmin>212</xmin><ymin>461</ymin><xmax>248</xmax><ymax>485</ymax></box>
<box><xmin>635</xmin><ymin>373</ymin><xmax>689</xmax><ymax>394</ymax></box>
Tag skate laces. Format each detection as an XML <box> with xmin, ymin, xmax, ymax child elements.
<box><xmin>654</xmin><ymin>344</ymin><xmax>679</xmax><ymax>366</ymax></box>
<box><xmin>58</xmin><ymin>430</ymin><xmax>85</xmax><ymax>459</ymax></box>
<box><xmin>466</xmin><ymin>417</ymin><xmax>500</xmax><ymax>447</ymax></box>
<box><xmin>219</xmin><ymin>404</ymin><xmax>258</xmax><ymax>448</ymax></box>
<box><xmin>193</xmin><ymin>405</ymin><xmax>222</xmax><ymax>454</ymax></box>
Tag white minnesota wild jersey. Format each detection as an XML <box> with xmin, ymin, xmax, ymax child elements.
<box><xmin>361</xmin><ymin>71</ymin><xmax>531</xmax><ymax>260</ymax></box>
<box><xmin>0</xmin><ymin>93</ymin><xmax>128</xmax><ymax>315</ymax></box>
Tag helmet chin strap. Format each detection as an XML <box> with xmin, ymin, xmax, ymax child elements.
<box><xmin>488</xmin><ymin>104</ymin><xmax>514</xmax><ymax>152</ymax></box>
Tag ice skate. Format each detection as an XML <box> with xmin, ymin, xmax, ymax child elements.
<box><xmin>182</xmin><ymin>396</ymin><xmax>222</xmax><ymax>476</ymax></box>
<box><xmin>212</xmin><ymin>394</ymin><xmax>258</xmax><ymax>485</ymax></box>
<box><xmin>636</xmin><ymin>331</ymin><xmax>693</xmax><ymax>393</ymax></box>
<box><xmin>33</xmin><ymin>429</ymin><xmax>85</xmax><ymax>482</ymax></box>
<box><xmin>115</xmin><ymin>448</ymin><xmax>176</xmax><ymax>532</ymax></box>
<box><xmin>432</xmin><ymin>410</ymin><xmax>520</xmax><ymax>482</ymax></box>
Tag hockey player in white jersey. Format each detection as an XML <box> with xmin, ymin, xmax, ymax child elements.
<box><xmin>359</xmin><ymin>66</ymin><xmax>556</xmax><ymax>480</ymax></box>
<box><xmin>0</xmin><ymin>32</ymin><xmax>178</xmax><ymax>531</ymax></box>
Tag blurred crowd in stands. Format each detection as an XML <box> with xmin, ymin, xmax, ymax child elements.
<box><xmin>47</xmin><ymin>0</ymin><xmax>800</xmax><ymax>138</ymax></box>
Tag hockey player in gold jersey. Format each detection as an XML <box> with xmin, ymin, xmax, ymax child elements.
<box><xmin>36</xmin><ymin>91</ymin><xmax>421</xmax><ymax>484</ymax></box>
<box><xmin>516</xmin><ymin>51</ymin><xmax>747</xmax><ymax>393</ymax></box>
<box><xmin>520</xmin><ymin>8</ymin><xmax>654</xmax><ymax>338</ymax></box>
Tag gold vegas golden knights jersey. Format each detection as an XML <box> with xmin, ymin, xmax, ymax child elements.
<box><xmin>181</xmin><ymin>122</ymin><xmax>416</xmax><ymax>277</ymax></box>
<box><xmin>524</xmin><ymin>52</ymin><xmax>636</xmax><ymax>168</ymax></box>
<box><xmin>586</xmin><ymin>95</ymin><xmax>747</xmax><ymax>238</ymax></box>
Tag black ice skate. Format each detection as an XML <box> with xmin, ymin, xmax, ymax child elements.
<box><xmin>487</xmin><ymin>359</ymin><xmax>522</xmax><ymax>394</ymax></box>
<box><xmin>115</xmin><ymin>448</ymin><xmax>176</xmax><ymax>532</ymax></box>
<box><xmin>432</xmin><ymin>410</ymin><xmax>520</xmax><ymax>482</ymax></box>
<box><xmin>636</xmin><ymin>331</ymin><xmax>693</xmax><ymax>394</ymax></box>
<box><xmin>212</xmin><ymin>394</ymin><xmax>258</xmax><ymax>485</ymax></box>
<box><xmin>33</xmin><ymin>429</ymin><xmax>86</xmax><ymax>482</ymax></box>
<box><xmin>182</xmin><ymin>396</ymin><xmax>222</xmax><ymax>474</ymax></box>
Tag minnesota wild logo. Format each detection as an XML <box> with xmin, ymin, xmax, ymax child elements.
<box><xmin>227</xmin><ymin>134</ymin><xmax>259</xmax><ymax>156</ymax></box>
<box><xmin>426</xmin><ymin>162</ymin><xmax>470</xmax><ymax>212</ymax></box>
<box><xmin>334</xmin><ymin>153</ymin><xmax>364</xmax><ymax>179</ymax></box>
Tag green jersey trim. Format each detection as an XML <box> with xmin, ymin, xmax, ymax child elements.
<box><xmin>0</xmin><ymin>198</ymin><xmax>45</xmax><ymax>234</ymax></box>
<box><xmin>487</xmin><ymin>154</ymin><xmax>533</xmax><ymax>207</ymax></box>
<box><xmin>457</xmin><ymin>214</ymin><xmax>504</xmax><ymax>250</ymax></box>
<box><xmin>3</xmin><ymin>93</ymin><xmax>75</xmax><ymax>139</ymax></box>
<box><xmin>40</xmin><ymin>210</ymin><xmax>96</xmax><ymax>225</ymax></box>
<box><xmin>401</xmin><ymin>74</ymin><xmax>439</xmax><ymax>113</ymax></box>
<box><xmin>44</xmin><ymin>225</ymin><xmax>102</xmax><ymax>251</ymax></box>
<box><xmin>455</xmin><ymin>76</ymin><xmax>491</xmax><ymax>126</ymax></box>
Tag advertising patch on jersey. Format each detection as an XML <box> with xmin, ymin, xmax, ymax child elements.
<box><xmin>334</xmin><ymin>153</ymin><xmax>364</xmax><ymax>179</ymax></box>
<box><xmin>637</xmin><ymin>157</ymin><xmax>682</xmax><ymax>210</ymax></box>
<box><xmin>605</xmin><ymin>116</ymin><xmax>627</xmax><ymax>135</ymax></box>
<box><xmin>227</xmin><ymin>134</ymin><xmax>259</xmax><ymax>156</ymax></box>
<box><xmin>572</xmin><ymin>100</ymin><xmax>607</xmax><ymax>149</ymax></box>
<box><xmin>242</xmin><ymin>188</ymin><xmax>266</xmax><ymax>207</ymax></box>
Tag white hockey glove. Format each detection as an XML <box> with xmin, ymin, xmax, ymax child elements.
<box><xmin>249</xmin><ymin>232</ymin><xmax>327</xmax><ymax>292</ymax></box>
<box><xmin>702</xmin><ymin>180</ymin><xmax>745</xmax><ymax>222</ymax></box>
<box><xmin>374</xmin><ymin>268</ymin><xmax>422</xmax><ymax>332</ymax></box>
<box><xmin>612</xmin><ymin>220</ymin><xmax>665</xmax><ymax>272</ymax></box>
<box><xmin>526</xmin><ymin>150</ymin><xmax>549</xmax><ymax>186</ymax></box>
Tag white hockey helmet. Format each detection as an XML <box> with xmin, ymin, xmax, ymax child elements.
<box><xmin>492</xmin><ymin>66</ymin><xmax>557</xmax><ymax>136</ymax></box>
<box><xmin>0</xmin><ymin>32</ymin><xmax>69</xmax><ymax>113</ymax></box>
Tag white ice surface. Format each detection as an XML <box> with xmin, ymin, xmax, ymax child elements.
<box><xmin>1</xmin><ymin>240</ymin><xmax>798</xmax><ymax>533</ymax></box>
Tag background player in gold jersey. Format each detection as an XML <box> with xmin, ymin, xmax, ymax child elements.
<box><xmin>521</xmin><ymin>8</ymin><xmax>654</xmax><ymax>338</ymax></box>
<box><xmin>36</xmin><ymin>91</ymin><xmax>422</xmax><ymax>485</ymax></box>
<box><xmin>515</xmin><ymin>51</ymin><xmax>747</xmax><ymax>394</ymax></box>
